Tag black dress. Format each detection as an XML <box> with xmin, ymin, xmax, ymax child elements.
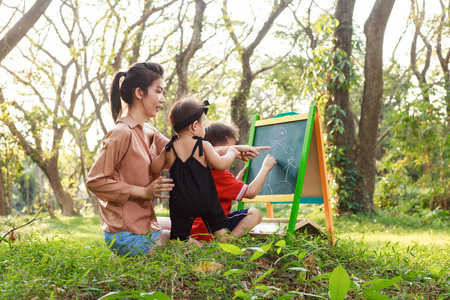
<box><xmin>165</xmin><ymin>136</ymin><xmax>228</xmax><ymax>241</ymax></box>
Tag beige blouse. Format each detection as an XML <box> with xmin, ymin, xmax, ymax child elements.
<box><xmin>86</xmin><ymin>115</ymin><xmax>169</xmax><ymax>234</ymax></box>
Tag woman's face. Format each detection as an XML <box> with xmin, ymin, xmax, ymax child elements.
<box><xmin>142</xmin><ymin>78</ymin><xmax>165</xmax><ymax>118</ymax></box>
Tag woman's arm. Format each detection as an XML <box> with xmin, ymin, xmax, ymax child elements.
<box><xmin>86</xmin><ymin>133</ymin><xmax>134</xmax><ymax>205</ymax></box>
<box><xmin>131</xmin><ymin>176</ymin><xmax>173</xmax><ymax>200</ymax></box>
<box><xmin>150</xmin><ymin>149</ymin><xmax>167</xmax><ymax>174</ymax></box>
<box><xmin>87</xmin><ymin>127</ymin><xmax>173</xmax><ymax>202</ymax></box>
<box><xmin>203</xmin><ymin>141</ymin><xmax>239</xmax><ymax>170</ymax></box>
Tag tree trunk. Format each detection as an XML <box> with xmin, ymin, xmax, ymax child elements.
<box><xmin>229</xmin><ymin>69</ymin><xmax>252</xmax><ymax>175</ymax></box>
<box><xmin>410</xmin><ymin>1</ymin><xmax>431</xmax><ymax>104</ymax></box>
<box><xmin>222</xmin><ymin>0</ymin><xmax>292</xmax><ymax>144</ymax></box>
<box><xmin>128</xmin><ymin>0</ymin><xmax>152</xmax><ymax>65</ymax></box>
<box><xmin>355</xmin><ymin>0</ymin><xmax>395</xmax><ymax>211</ymax></box>
<box><xmin>176</xmin><ymin>0</ymin><xmax>206</xmax><ymax>99</ymax></box>
<box><xmin>328</xmin><ymin>0</ymin><xmax>395</xmax><ymax>213</ymax></box>
<box><xmin>79</xmin><ymin>136</ymin><xmax>99</xmax><ymax>214</ymax></box>
<box><xmin>444</xmin><ymin>75</ymin><xmax>450</xmax><ymax>128</ymax></box>
<box><xmin>43</xmin><ymin>161</ymin><xmax>78</xmax><ymax>215</ymax></box>
<box><xmin>90</xmin><ymin>196</ymin><xmax>99</xmax><ymax>215</ymax></box>
<box><xmin>328</xmin><ymin>0</ymin><xmax>357</xmax><ymax>147</ymax></box>
<box><xmin>326</xmin><ymin>0</ymin><xmax>357</xmax><ymax>213</ymax></box>
<box><xmin>0</xmin><ymin>0</ymin><xmax>53</xmax><ymax>62</ymax></box>
<box><xmin>47</xmin><ymin>197</ymin><xmax>55</xmax><ymax>218</ymax></box>
<box><xmin>37</xmin><ymin>167</ymin><xmax>43</xmax><ymax>209</ymax></box>
<box><xmin>26</xmin><ymin>178</ymin><xmax>30</xmax><ymax>214</ymax></box>
<box><xmin>231</xmin><ymin>60</ymin><xmax>253</xmax><ymax>145</ymax></box>
<box><xmin>0</xmin><ymin>169</ymin><xmax>7</xmax><ymax>215</ymax></box>
<box><xmin>0</xmin><ymin>89</ymin><xmax>77</xmax><ymax>216</ymax></box>
<box><xmin>436</xmin><ymin>0</ymin><xmax>450</xmax><ymax>127</ymax></box>
<box><xmin>6</xmin><ymin>157</ymin><xmax>12</xmax><ymax>215</ymax></box>
<box><xmin>222</xmin><ymin>0</ymin><xmax>291</xmax><ymax>175</ymax></box>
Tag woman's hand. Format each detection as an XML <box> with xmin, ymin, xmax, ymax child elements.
<box><xmin>145</xmin><ymin>176</ymin><xmax>174</xmax><ymax>199</ymax></box>
<box><xmin>133</xmin><ymin>176</ymin><xmax>174</xmax><ymax>200</ymax></box>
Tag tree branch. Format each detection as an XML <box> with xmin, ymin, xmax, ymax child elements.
<box><xmin>0</xmin><ymin>0</ymin><xmax>53</xmax><ymax>62</ymax></box>
<box><xmin>113</xmin><ymin>0</ymin><xmax>178</xmax><ymax>69</ymax></box>
<box><xmin>1</xmin><ymin>209</ymin><xmax>43</xmax><ymax>242</ymax></box>
<box><xmin>246</xmin><ymin>0</ymin><xmax>293</xmax><ymax>57</ymax></box>
<box><xmin>0</xmin><ymin>90</ymin><xmax>47</xmax><ymax>168</ymax></box>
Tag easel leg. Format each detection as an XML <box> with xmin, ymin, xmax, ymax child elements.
<box><xmin>315</xmin><ymin>107</ymin><xmax>334</xmax><ymax>244</ymax></box>
<box><xmin>266</xmin><ymin>203</ymin><xmax>274</xmax><ymax>218</ymax></box>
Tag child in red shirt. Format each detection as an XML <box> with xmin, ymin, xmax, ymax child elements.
<box><xmin>190</xmin><ymin>121</ymin><xmax>277</xmax><ymax>242</ymax></box>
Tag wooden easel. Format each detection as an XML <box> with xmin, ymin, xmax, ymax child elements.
<box><xmin>238</xmin><ymin>105</ymin><xmax>334</xmax><ymax>242</ymax></box>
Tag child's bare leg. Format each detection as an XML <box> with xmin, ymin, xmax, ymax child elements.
<box><xmin>147</xmin><ymin>229</ymin><xmax>170</xmax><ymax>255</ymax></box>
<box><xmin>157</xmin><ymin>217</ymin><xmax>171</xmax><ymax>230</ymax></box>
<box><xmin>212</xmin><ymin>228</ymin><xmax>228</xmax><ymax>243</ymax></box>
<box><xmin>156</xmin><ymin>229</ymin><xmax>171</xmax><ymax>246</ymax></box>
<box><xmin>230</xmin><ymin>208</ymin><xmax>262</xmax><ymax>237</ymax></box>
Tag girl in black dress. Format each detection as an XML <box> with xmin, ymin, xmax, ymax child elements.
<box><xmin>151</xmin><ymin>98</ymin><xmax>239</xmax><ymax>241</ymax></box>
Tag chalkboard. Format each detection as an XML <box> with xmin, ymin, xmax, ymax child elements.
<box><xmin>246</xmin><ymin>118</ymin><xmax>307</xmax><ymax>195</ymax></box>
<box><xmin>239</xmin><ymin>106</ymin><xmax>334</xmax><ymax>241</ymax></box>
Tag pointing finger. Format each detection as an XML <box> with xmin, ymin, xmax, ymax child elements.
<box><xmin>254</xmin><ymin>146</ymin><xmax>270</xmax><ymax>151</ymax></box>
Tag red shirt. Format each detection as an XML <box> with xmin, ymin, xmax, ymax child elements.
<box><xmin>190</xmin><ymin>169</ymin><xmax>248</xmax><ymax>241</ymax></box>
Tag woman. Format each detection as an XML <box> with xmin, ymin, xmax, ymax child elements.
<box><xmin>87</xmin><ymin>61</ymin><xmax>265</xmax><ymax>256</ymax></box>
<box><xmin>87</xmin><ymin>62</ymin><xmax>173</xmax><ymax>256</ymax></box>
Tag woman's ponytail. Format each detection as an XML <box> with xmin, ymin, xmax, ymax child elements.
<box><xmin>109</xmin><ymin>72</ymin><xmax>126</xmax><ymax>123</ymax></box>
<box><xmin>108</xmin><ymin>63</ymin><xmax>163</xmax><ymax>123</ymax></box>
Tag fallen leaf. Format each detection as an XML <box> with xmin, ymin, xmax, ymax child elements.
<box><xmin>9</xmin><ymin>231</ymin><xmax>16</xmax><ymax>243</ymax></box>
<box><xmin>193</xmin><ymin>261</ymin><xmax>224</xmax><ymax>274</ymax></box>
<box><xmin>253</xmin><ymin>258</ymin><xmax>271</xmax><ymax>269</ymax></box>
<box><xmin>304</xmin><ymin>253</ymin><xmax>318</xmax><ymax>276</ymax></box>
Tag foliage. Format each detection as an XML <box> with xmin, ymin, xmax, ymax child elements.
<box><xmin>262</xmin><ymin>10</ymin><xmax>368</xmax><ymax>214</ymax></box>
<box><xmin>0</xmin><ymin>212</ymin><xmax>449</xmax><ymax>299</ymax></box>
<box><xmin>376</xmin><ymin>98</ymin><xmax>449</xmax><ymax>212</ymax></box>
<box><xmin>300</xmin><ymin>18</ymin><xmax>362</xmax><ymax>213</ymax></box>
<box><xmin>324</xmin><ymin>104</ymin><xmax>361</xmax><ymax>213</ymax></box>
<box><xmin>0</xmin><ymin>0</ymin><xmax>448</xmax><ymax>220</ymax></box>
<box><xmin>16</xmin><ymin>158</ymin><xmax>38</xmax><ymax>213</ymax></box>
<box><xmin>265</xmin><ymin>12</ymin><xmax>341</xmax><ymax>111</ymax></box>
<box><xmin>0</xmin><ymin>126</ymin><xmax>24</xmax><ymax>213</ymax></box>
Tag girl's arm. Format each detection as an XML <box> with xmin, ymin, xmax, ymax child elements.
<box><xmin>215</xmin><ymin>145</ymin><xmax>270</xmax><ymax>162</ymax></box>
<box><xmin>150</xmin><ymin>149</ymin><xmax>167</xmax><ymax>174</ymax></box>
<box><xmin>203</xmin><ymin>141</ymin><xmax>239</xmax><ymax>170</ymax></box>
<box><xmin>234</xmin><ymin>145</ymin><xmax>270</xmax><ymax>161</ymax></box>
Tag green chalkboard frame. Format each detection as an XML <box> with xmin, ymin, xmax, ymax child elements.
<box><xmin>238</xmin><ymin>105</ymin><xmax>318</xmax><ymax>238</ymax></box>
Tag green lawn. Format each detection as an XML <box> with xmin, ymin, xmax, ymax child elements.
<box><xmin>1</xmin><ymin>207</ymin><xmax>449</xmax><ymax>299</ymax></box>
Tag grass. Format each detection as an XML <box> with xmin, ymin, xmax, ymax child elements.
<box><xmin>0</xmin><ymin>206</ymin><xmax>449</xmax><ymax>299</ymax></box>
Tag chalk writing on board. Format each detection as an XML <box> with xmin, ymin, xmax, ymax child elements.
<box><xmin>280</xmin><ymin>156</ymin><xmax>297</xmax><ymax>182</ymax></box>
<box><xmin>260</xmin><ymin>125</ymin><xmax>296</xmax><ymax>195</ymax></box>
<box><xmin>269</xmin><ymin>125</ymin><xmax>294</xmax><ymax>154</ymax></box>
<box><xmin>247</xmin><ymin>119</ymin><xmax>307</xmax><ymax>195</ymax></box>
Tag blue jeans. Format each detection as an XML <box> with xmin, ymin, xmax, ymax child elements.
<box><xmin>104</xmin><ymin>230</ymin><xmax>162</xmax><ymax>256</ymax></box>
